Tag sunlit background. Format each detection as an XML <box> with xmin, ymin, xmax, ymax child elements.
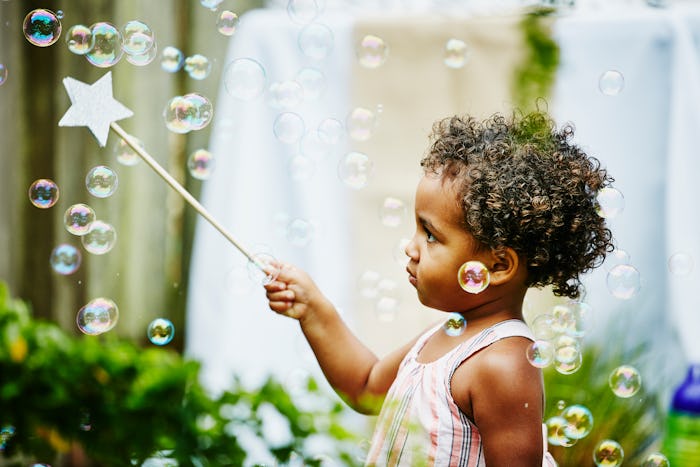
<box><xmin>2</xmin><ymin>0</ymin><xmax>700</xmax><ymax>465</ymax></box>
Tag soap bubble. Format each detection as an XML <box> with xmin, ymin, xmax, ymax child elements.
<box><xmin>126</xmin><ymin>42</ymin><xmax>158</xmax><ymax>66</ymax></box>
<box><xmin>161</xmin><ymin>46</ymin><xmax>184</xmax><ymax>72</ymax></box>
<box><xmin>115</xmin><ymin>136</ymin><xmax>144</xmax><ymax>166</ymax></box>
<box><xmin>288</xmin><ymin>155</ymin><xmax>315</xmax><ymax>181</ymax></box>
<box><xmin>163</xmin><ymin>95</ymin><xmax>196</xmax><ymax>133</ymax></box>
<box><xmin>546</xmin><ymin>416</ymin><xmax>577</xmax><ymax>447</ymax></box>
<box><xmin>273</xmin><ymin>112</ymin><xmax>305</xmax><ymax>144</ymax></box>
<box><xmin>531</xmin><ymin>313</ymin><xmax>556</xmax><ymax>340</ymax></box>
<box><xmin>121</xmin><ymin>20</ymin><xmax>154</xmax><ymax>55</ymax></box>
<box><xmin>443</xmin><ymin>312</ymin><xmax>466</xmax><ymax>337</ymax></box>
<box><xmin>28</xmin><ymin>179</ymin><xmax>59</xmax><ymax>208</ymax></box>
<box><xmin>187</xmin><ymin>149</ymin><xmax>215</xmax><ymax>180</ymax></box>
<box><xmin>458</xmin><ymin>261</ymin><xmax>490</xmax><ymax>294</ymax></box>
<box><xmin>606</xmin><ymin>264</ymin><xmax>640</xmax><ymax>299</ymax></box>
<box><xmin>640</xmin><ymin>452</ymin><xmax>669</xmax><ymax>467</ymax></box>
<box><xmin>553</xmin><ymin>335</ymin><xmax>583</xmax><ymax>375</ymax></box>
<box><xmin>185</xmin><ymin>54</ymin><xmax>211</xmax><ymax>80</ymax></box>
<box><xmin>346</xmin><ymin>107</ymin><xmax>376</xmax><ymax>141</ymax></box>
<box><xmin>64</xmin><ymin>203</ymin><xmax>95</xmax><ymax>236</ymax></box>
<box><xmin>668</xmin><ymin>251</ymin><xmax>693</xmax><ymax>276</ymax></box>
<box><xmin>147</xmin><ymin>318</ymin><xmax>175</xmax><ymax>345</ymax></box>
<box><xmin>379</xmin><ymin>197</ymin><xmax>407</xmax><ymax>227</ymax></box>
<box><xmin>296</xmin><ymin>67</ymin><xmax>326</xmax><ymax>100</ymax></box>
<box><xmin>358</xmin><ymin>270</ymin><xmax>381</xmax><ymax>299</ymax></box>
<box><xmin>596</xmin><ymin>187</ymin><xmax>624</xmax><ymax>219</ymax></box>
<box><xmin>200</xmin><ymin>0</ymin><xmax>224</xmax><ymax>10</ymax></box>
<box><xmin>298</xmin><ymin>23</ymin><xmax>334</xmax><ymax>60</ymax></box>
<box><xmin>224</xmin><ymin>58</ymin><xmax>266</xmax><ymax>100</ymax></box>
<box><xmin>268</xmin><ymin>80</ymin><xmax>304</xmax><ymax>109</ymax></box>
<box><xmin>608</xmin><ymin>365</ymin><xmax>642</xmax><ymax>398</ymax></box>
<box><xmin>393</xmin><ymin>237</ymin><xmax>410</xmax><ymax>266</ymax></box>
<box><xmin>248</xmin><ymin>252</ymin><xmax>280</xmax><ymax>285</ymax></box>
<box><xmin>287</xmin><ymin>0</ymin><xmax>321</xmax><ymax>24</ymax></box>
<box><xmin>183</xmin><ymin>92</ymin><xmax>213</xmax><ymax>130</ymax></box>
<box><xmin>338</xmin><ymin>152</ymin><xmax>373</xmax><ymax>189</ymax></box>
<box><xmin>317</xmin><ymin>117</ymin><xmax>344</xmax><ymax>145</ymax></box>
<box><xmin>444</xmin><ymin>38</ymin><xmax>469</xmax><ymax>69</ymax></box>
<box><xmin>65</xmin><ymin>24</ymin><xmax>94</xmax><ymax>55</ymax></box>
<box><xmin>23</xmin><ymin>9</ymin><xmax>62</xmax><ymax>47</ymax></box>
<box><xmin>50</xmin><ymin>243</ymin><xmax>82</xmax><ymax>275</ymax></box>
<box><xmin>0</xmin><ymin>64</ymin><xmax>6</xmax><ymax>86</ymax></box>
<box><xmin>81</xmin><ymin>220</ymin><xmax>117</xmax><ymax>255</ymax></box>
<box><xmin>551</xmin><ymin>303</ymin><xmax>584</xmax><ymax>338</ymax></box>
<box><xmin>526</xmin><ymin>340</ymin><xmax>554</xmax><ymax>368</ymax></box>
<box><xmin>286</xmin><ymin>218</ymin><xmax>315</xmax><ymax>247</ymax></box>
<box><xmin>213</xmin><ymin>9</ymin><xmax>238</xmax><ymax>35</ymax></box>
<box><xmin>76</xmin><ymin>297</ymin><xmax>119</xmax><ymax>335</ymax></box>
<box><xmin>561</xmin><ymin>404</ymin><xmax>594</xmax><ymax>439</ymax></box>
<box><xmin>86</xmin><ymin>22</ymin><xmax>123</xmax><ymax>68</ymax></box>
<box><xmin>86</xmin><ymin>165</ymin><xmax>118</xmax><ymax>198</ymax></box>
<box><xmin>599</xmin><ymin>70</ymin><xmax>624</xmax><ymax>96</ymax></box>
<box><xmin>375</xmin><ymin>294</ymin><xmax>399</xmax><ymax>322</ymax></box>
<box><xmin>593</xmin><ymin>439</ymin><xmax>624</xmax><ymax>466</ymax></box>
<box><xmin>357</xmin><ymin>34</ymin><xmax>388</xmax><ymax>68</ymax></box>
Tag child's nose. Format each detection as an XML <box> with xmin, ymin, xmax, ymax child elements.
<box><xmin>405</xmin><ymin>235</ymin><xmax>419</xmax><ymax>260</ymax></box>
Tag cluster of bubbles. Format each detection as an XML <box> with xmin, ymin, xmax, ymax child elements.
<box><xmin>163</xmin><ymin>93</ymin><xmax>214</xmax><ymax>134</ymax></box>
<box><xmin>358</xmin><ymin>270</ymin><xmax>401</xmax><ymax>322</ymax></box>
<box><xmin>546</xmin><ymin>403</ymin><xmax>594</xmax><ymax>448</ymax></box>
<box><xmin>159</xmin><ymin>46</ymin><xmax>215</xmax><ymax>80</ymax></box>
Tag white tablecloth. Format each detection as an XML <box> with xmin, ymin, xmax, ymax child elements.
<box><xmin>186</xmin><ymin>3</ymin><xmax>700</xmax><ymax>394</ymax></box>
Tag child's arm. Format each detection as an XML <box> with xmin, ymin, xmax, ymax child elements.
<box><xmin>264</xmin><ymin>263</ymin><xmax>418</xmax><ymax>414</ymax></box>
<box><xmin>454</xmin><ymin>337</ymin><xmax>546</xmax><ymax>466</ymax></box>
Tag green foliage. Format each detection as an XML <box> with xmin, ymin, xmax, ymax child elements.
<box><xmin>514</xmin><ymin>8</ymin><xmax>561</xmax><ymax>112</ymax></box>
<box><xmin>0</xmin><ymin>282</ymin><xmax>364</xmax><ymax>466</ymax></box>
<box><xmin>544</xmin><ymin>343</ymin><xmax>665</xmax><ymax>466</ymax></box>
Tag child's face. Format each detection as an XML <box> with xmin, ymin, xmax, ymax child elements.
<box><xmin>405</xmin><ymin>174</ymin><xmax>489</xmax><ymax>312</ymax></box>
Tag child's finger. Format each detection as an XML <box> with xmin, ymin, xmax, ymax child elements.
<box><xmin>266</xmin><ymin>289</ymin><xmax>295</xmax><ymax>302</ymax></box>
<box><xmin>268</xmin><ymin>300</ymin><xmax>293</xmax><ymax>313</ymax></box>
<box><xmin>263</xmin><ymin>280</ymin><xmax>287</xmax><ymax>292</ymax></box>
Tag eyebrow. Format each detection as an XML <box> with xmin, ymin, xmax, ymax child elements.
<box><xmin>419</xmin><ymin>216</ymin><xmax>440</xmax><ymax>236</ymax></box>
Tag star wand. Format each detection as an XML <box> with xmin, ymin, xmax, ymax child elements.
<box><xmin>58</xmin><ymin>71</ymin><xmax>266</xmax><ymax>272</ymax></box>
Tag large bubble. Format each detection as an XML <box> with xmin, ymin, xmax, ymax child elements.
<box><xmin>86</xmin><ymin>165</ymin><xmax>118</xmax><ymax>198</ymax></box>
<box><xmin>23</xmin><ymin>9</ymin><xmax>62</xmax><ymax>47</ymax></box>
<box><xmin>64</xmin><ymin>203</ymin><xmax>95</xmax><ymax>236</ymax></box>
<box><xmin>526</xmin><ymin>340</ymin><xmax>554</xmax><ymax>368</ymax></box>
<box><xmin>458</xmin><ymin>261</ymin><xmax>490</xmax><ymax>294</ymax></box>
<box><xmin>76</xmin><ymin>297</ymin><xmax>119</xmax><ymax>335</ymax></box>
<box><xmin>606</xmin><ymin>264</ymin><xmax>640</xmax><ymax>299</ymax></box>
<box><xmin>65</xmin><ymin>24</ymin><xmax>94</xmax><ymax>55</ymax></box>
<box><xmin>561</xmin><ymin>404</ymin><xmax>594</xmax><ymax>439</ymax></box>
<box><xmin>50</xmin><ymin>243</ymin><xmax>82</xmax><ymax>275</ymax></box>
<box><xmin>608</xmin><ymin>365</ymin><xmax>642</xmax><ymax>398</ymax></box>
<box><xmin>121</xmin><ymin>20</ymin><xmax>154</xmax><ymax>56</ymax></box>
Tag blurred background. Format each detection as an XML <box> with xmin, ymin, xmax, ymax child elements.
<box><xmin>2</xmin><ymin>0</ymin><xmax>700</xmax><ymax>465</ymax></box>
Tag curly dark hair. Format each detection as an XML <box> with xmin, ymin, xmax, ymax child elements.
<box><xmin>421</xmin><ymin>110</ymin><xmax>614</xmax><ymax>299</ymax></box>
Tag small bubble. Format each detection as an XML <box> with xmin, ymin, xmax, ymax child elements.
<box><xmin>187</xmin><ymin>149</ymin><xmax>215</xmax><ymax>180</ymax></box>
<box><xmin>163</xmin><ymin>95</ymin><xmax>195</xmax><ymax>134</ymax></box>
<box><xmin>121</xmin><ymin>20</ymin><xmax>154</xmax><ymax>56</ymax></box>
<box><xmin>443</xmin><ymin>312</ymin><xmax>466</xmax><ymax>337</ymax></box>
<box><xmin>357</xmin><ymin>34</ymin><xmax>388</xmax><ymax>68</ymax></box>
<box><xmin>526</xmin><ymin>340</ymin><xmax>554</xmax><ymax>368</ymax></box>
<box><xmin>596</xmin><ymin>187</ymin><xmax>624</xmax><ymax>219</ymax></box>
<box><xmin>86</xmin><ymin>165</ymin><xmax>118</xmax><ymax>198</ymax></box>
<box><xmin>0</xmin><ymin>63</ymin><xmax>6</xmax><ymax>86</ymax></box>
<box><xmin>50</xmin><ymin>243</ymin><xmax>82</xmax><ymax>275</ymax></box>
<box><xmin>200</xmin><ymin>0</ymin><xmax>224</xmax><ymax>10</ymax></box>
<box><xmin>64</xmin><ymin>203</ymin><xmax>95</xmax><ymax>236</ymax></box>
<box><xmin>147</xmin><ymin>318</ymin><xmax>175</xmax><ymax>345</ymax></box>
<box><xmin>296</xmin><ymin>67</ymin><xmax>326</xmax><ymax>100</ymax></box>
<box><xmin>286</xmin><ymin>218</ymin><xmax>315</xmax><ymax>247</ymax></box>
<box><xmin>184</xmin><ymin>92</ymin><xmax>213</xmax><ymax>131</ymax></box>
<box><xmin>28</xmin><ymin>178</ymin><xmax>59</xmax><ymax>208</ymax></box>
<box><xmin>346</xmin><ymin>107</ymin><xmax>376</xmax><ymax>141</ymax></box>
<box><xmin>273</xmin><ymin>112</ymin><xmax>305</xmax><ymax>144</ymax></box>
<box><xmin>81</xmin><ymin>220</ymin><xmax>117</xmax><ymax>255</ymax></box>
<box><xmin>338</xmin><ymin>152</ymin><xmax>373</xmax><ymax>189</ymax></box>
<box><xmin>65</xmin><ymin>24</ymin><xmax>94</xmax><ymax>55</ymax></box>
<box><xmin>593</xmin><ymin>439</ymin><xmax>624</xmax><ymax>466</ymax></box>
<box><xmin>546</xmin><ymin>416</ymin><xmax>577</xmax><ymax>447</ymax></box>
<box><xmin>640</xmin><ymin>452</ymin><xmax>669</xmax><ymax>467</ymax></box>
<box><xmin>161</xmin><ymin>46</ymin><xmax>184</xmax><ymax>72</ymax></box>
<box><xmin>608</xmin><ymin>365</ymin><xmax>642</xmax><ymax>398</ymax></box>
<box><xmin>126</xmin><ymin>42</ymin><xmax>158</xmax><ymax>66</ymax></box>
<box><xmin>458</xmin><ymin>261</ymin><xmax>490</xmax><ymax>294</ymax></box>
<box><xmin>217</xmin><ymin>10</ymin><xmax>239</xmax><ymax>36</ymax></box>
<box><xmin>444</xmin><ymin>38</ymin><xmax>469</xmax><ymax>69</ymax></box>
<box><xmin>375</xmin><ymin>294</ymin><xmax>399</xmax><ymax>322</ymax></box>
<box><xmin>668</xmin><ymin>251</ymin><xmax>693</xmax><ymax>276</ymax></box>
<box><xmin>288</xmin><ymin>154</ymin><xmax>315</xmax><ymax>181</ymax></box>
<box><xmin>23</xmin><ymin>9</ymin><xmax>62</xmax><ymax>47</ymax></box>
<box><xmin>224</xmin><ymin>58</ymin><xmax>266</xmax><ymax>100</ymax></box>
<box><xmin>77</xmin><ymin>297</ymin><xmax>119</xmax><ymax>335</ymax></box>
<box><xmin>599</xmin><ymin>70</ymin><xmax>625</xmax><ymax>96</ymax></box>
<box><xmin>553</xmin><ymin>335</ymin><xmax>583</xmax><ymax>375</ymax></box>
<box><xmin>267</xmin><ymin>80</ymin><xmax>304</xmax><ymax>109</ymax></box>
<box><xmin>606</xmin><ymin>264</ymin><xmax>640</xmax><ymax>299</ymax></box>
<box><xmin>185</xmin><ymin>54</ymin><xmax>211</xmax><ymax>80</ymax></box>
<box><xmin>379</xmin><ymin>197</ymin><xmax>406</xmax><ymax>227</ymax></box>
<box><xmin>115</xmin><ymin>136</ymin><xmax>144</xmax><ymax>166</ymax></box>
<box><xmin>248</xmin><ymin>252</ymin><xmax>280</xmax><ymax>285</ymax></box>
<box><xmin>317</xmin><ymin>117</ymin><xmax>344</xmax><ymax>145</ymax></box>
<box><xmin>531</xmin><ymin>313</ymin><xmax>556</xmax><ymax>340</ymax></box>
<box><xmin>298</xmin><ymin>23</ymin><xmax>334</xmax><ymax>60</ymax></box>
<box><xmin>561</xmin><ymin>404</ymin><xmax>594</xmax><ymax>440</ymax></box>
<box><xmin>287</xmin><ymin>0</ymin><xmax>321</xmax><ymax>24</ymax></box>
<box><xmin>604</xmin><ymin>248</ymin><xmax>631</xmax><ymax>272</ymax></box>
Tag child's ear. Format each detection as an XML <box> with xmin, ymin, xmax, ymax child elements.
<box><xmin>487</xmin><ymin>247</ymin><xmax>520</xmax><ymax>286</ymax></box>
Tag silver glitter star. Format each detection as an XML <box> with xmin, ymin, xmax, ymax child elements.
<box><xmin>58</xmin><ymin>71</ymin><xmax>133</xmax><ymax>147</ymax></box>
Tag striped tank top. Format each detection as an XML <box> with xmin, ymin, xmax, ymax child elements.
<box><xmin>364</xmin><ymin>319</ymin><xmax>558</xmax><ymax>466</ymax></box>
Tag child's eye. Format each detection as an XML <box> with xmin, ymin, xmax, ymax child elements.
<box><xmin>425</xmin><ymin>229</ymin><xmax>436</xmax><ymax>243</ymax></box>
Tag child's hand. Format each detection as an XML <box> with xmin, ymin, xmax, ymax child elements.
<box><xmin>263</xmin><ymin>262</ymin><xmax>326</xmax><ymax>321</ymax></box>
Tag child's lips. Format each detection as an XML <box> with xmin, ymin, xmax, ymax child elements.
<box><xmin>406</xmin><ymin>268</ymin><xmax>417</xmax><ymax>287</ymax></box>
